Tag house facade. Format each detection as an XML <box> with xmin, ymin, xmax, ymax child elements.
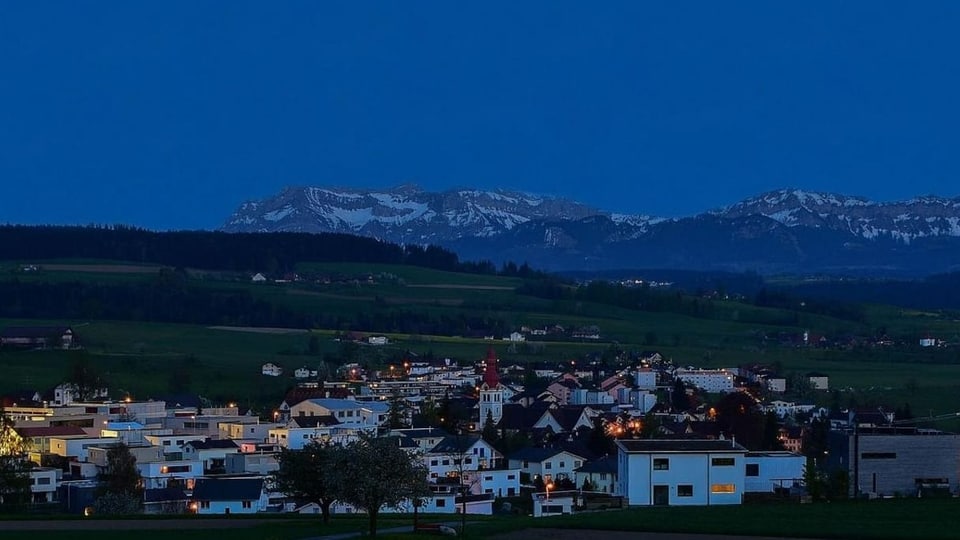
<box><xmin>617</xmin><ymin>439</ymin><xmax>747</xmax><ymax>506</ymax></box>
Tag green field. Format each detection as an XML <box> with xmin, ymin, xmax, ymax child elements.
<box><xmin>4</xmin><ymin>499</ymin><xmax>960</xmax><ymax>540</ymax></box>
<box><xmin>2</xmin><ymin>260</ymin><xmax>960</xmax><ymax>417</ymax></box>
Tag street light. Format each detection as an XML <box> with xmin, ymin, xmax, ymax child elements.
<box><xmin>545</xmin><ymin>481</ymin><xmax>554</xmax><ymax>501</ymax></box>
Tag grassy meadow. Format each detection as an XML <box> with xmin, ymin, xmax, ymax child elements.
<box><xmin>1</xmin><ymin>260</ymin><xmax>960</xmax><ymax>417</ymax></box>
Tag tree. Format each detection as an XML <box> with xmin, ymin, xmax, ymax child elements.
<box><xmin>0</xmin><ymin>411</ymin><xmax>31</xmax><ymax>511</ymax></box>
<box><xmin>387</xmin><ymin>390</ymin><xmax>409</xmax><ymax>430</ymax></box>
<box><xmin>481</xmin><ymin>410</ymin><xmax>499</xmax><ymax>445</ymax></box>
<box><xmin>96</xmin><ymin>443</ymin><xmax>142</xmax><ymax>513</ymax></box>
<box><xmin>671</xmin><ymin>378</ymin><xmax>689</xmax><ymax>412</ymax></box>
<box><xmin>328</xmin><ymin>435</ymin><xmax>431</xmax><ymax>538</ymax></box>
<box><xmin>66</xmin><ymin>352</ymin><xmax>106</xmax><ymax>401</ymax></box>
<box><xmin>274</xmin><ymin>442</ymin><xmax>336</xmax><ymax>524</ymax></box>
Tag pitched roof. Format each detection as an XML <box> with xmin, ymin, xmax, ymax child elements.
<box><xmin>507</xmin><ymin>446</ymin><xmax>586</xmax><ymax>462</ymax></box>
<box><xmin>392</xmin><ymin>428</ymin><xmax>449</xmax><ymax>439</ymax></box>
<box><xmin>192</xmin><ymin>477</ymin><xmax>264</xmax><ymax>501</ymax></box>
<box><xmin>186</xmin><ymin>439</ymin><xmax>240</xmax><ymax>450</ymax></box>
<box><xmin>429</xmin><ymin>435</ymin><xmax>490</xmax><ymax>454</ymax></box>
<box><xmin>576</xmin><ymin>455</ymin><xmax>617</xmax><ymax>474</ymax></box>
<box><xmin>616</xmin><ymin>439</ymin><xmax>747</xmax><ymax>453</ymax></box>
<box><xmin>498</xmin><ymin>402</ymin><xmax>554</xmax><ymax>431</ymax></box>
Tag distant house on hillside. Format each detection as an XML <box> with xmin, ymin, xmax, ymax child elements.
<box><xmin>262</xmin><ymin>363</ymin><xmax>283</xmax><ymax>377</ymax></box>
<box><xmin>0</xmin><ymin>326</ymin><xmax>75</xmax><ymax>349</ymax></box>
<box><xmin>251</xmin><ymin>273</ymin><xmax>267</xmax><ymax>283</ymax></box>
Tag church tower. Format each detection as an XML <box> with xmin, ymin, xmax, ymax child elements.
<box><xmin>478</xmin><ymin>346</ymin><xmax>504</xmax><ymax>426</ymax></box>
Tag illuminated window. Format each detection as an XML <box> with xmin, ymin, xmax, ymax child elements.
<box><xmin>711</xmin><ymin>484</ymin><xmax>736</xmax><ymax>494</ymax></box>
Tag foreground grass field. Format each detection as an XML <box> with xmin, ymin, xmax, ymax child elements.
<box><xmin>4</xmin><ymin>499</ymin><xmax>960</xmax><ymax>540</ymax></box>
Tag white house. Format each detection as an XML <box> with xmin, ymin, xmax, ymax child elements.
<box><xmin>137</xmin><ymin>460</ymin><xmax>204</xmax><ymax>490</ymax></box>
<box><xmin>251</xmin><ymin>273</ymin><xmax>267</xmax><ymax>283</ymax></box>
<box><xmin>575</xmin><ymin>455</ymin><xmax>618</xmax><ymax>494</ymax></box>
<box><xmin>617</xmin><ymin>439</ymin><xmax>747</xmax><ymax>506</ymax></box>
<box><xmin>507</xmin><ymin>448</ymin><xmax>588</xmax><ymax>484</ymax></box>
<box><xmin>29</xmin><ymin>467</ymin><xmax>60</xmax><ymax>503</ymax></box>
<box><xmin>462</xmin><ymin>468</ymin><xmax>521</xmax><ymax>498</ymax></box>
<box><xmin>425</xmin><ymin>435</ymin><xmax>502</xmax><ymax>480</ymax></box>
<box><xmin>674</xmin><ymin>369</ymin><xmax>735</xmax><ymax>393</ymax></box>
<box><xmin>288</xmin><ymin>398</ymin><xmax>387</xmax><ymax>430</ymax></box>
<box><xmin>192</xmin><ymin>476</ymin><xmax>269</xmax><ymax>515</ymax></box>
<box><xmin>744</xmin><ymin>451</ymin><xmax>806</xmax><ymax>494</ymax></box>
<box><xmin>806</xmin><ymin>373</ymin><xmax>829</xmax><ymax>391</ymax></box>
<box><xmin>294</xmin><ymin>367</ymin><xmax>318</xmax><ymax>379</ymax></box>
<box><xmin>504</xmin><ymin>332</ymin><xmax>525</xmax><ymax>342</ymax></box>
<box><xmin>763</xmin><ymin>377</ymin><xmax>787</xmax><ymax>394</ymax></box>
<box><xmin>262</xmin><ymin>363</ymin><xmax>283</xmax><ymax>377</ymax></box>
<box><xmin>368</xmin><ymin>336</ymin><xmax>389</xmax><ymax>345</ymax></box>
<box><xmin>183</xmin><ymin>439</ymin><xmax>241</xmax><ymax>474</ymax></box>
<box><xmin>635</xmin><ymin>369</ymin><xmax>657</xmax><ymax>391</ymax></box>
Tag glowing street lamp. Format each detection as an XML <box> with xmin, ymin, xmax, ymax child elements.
<box><xmin>545</xmin><ymin>481</ymin><xmax>555</xmax><ymax>500</ymax></box>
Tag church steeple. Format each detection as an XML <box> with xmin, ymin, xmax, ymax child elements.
<box><xmin>479</xmin><ymin>346</ymin><xmax>504</xmax><ymax>426</ymax></box>
<box><xmin>482</xmin><ymin>346</ymin><xmax>500</xmax><ymax>388</ymax></box>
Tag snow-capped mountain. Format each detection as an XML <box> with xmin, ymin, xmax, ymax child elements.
<box><xmin>715</xmin><ymin>189</ymin><xmax>960</xmax><ymax>244</ymax></box>
<box><xmin>222</xmin><ymin>184</ymin><xmax>646</xmax><ymax>244</ymax></box>
<box><xmin>222</xmin><ymin>186</ymin><xmax>960</xmax><ymax>275</ymax></box>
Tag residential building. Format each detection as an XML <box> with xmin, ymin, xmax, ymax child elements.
<box><xmin>507</xmin><ymin>447</ymin><xmax>588</xmax><ymax>484</ymax></box>
<box><xmin>192</xmin><ymin>476</ymin><xmax>269</xmax><ymax>515</ymax></box>
<box><xmin>674</xmin><ymin>369</ymin><xmax>735</xmax><ymax>393</ymax></box>
<box><xmin>617</xmin><ymin>439</ymin><xmax>747</xmax><ymax>506</ymax></box>
<box><xmin>744</xmin><ymin>452</ymin><xmax>805</xmax><ymax>493</ymax></box>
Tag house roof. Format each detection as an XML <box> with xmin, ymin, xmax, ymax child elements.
<box><xmin>291</xmin><ymin>415</ymin><xmax>339</xmax><ymax>428</ymax></box>
<box><xmin>392</xmin><ymin>428</ymin><xmax>449</xmax><ymax>439</ymax></box>
<box><xmin>305</xmin><ymin>398</ymin><xmax>361</xmax><ymax>410</ymax></box>
<box><xmin>0</xmin><ymin>326</ymin><xmax>71</xmax><ymax>338</ymax></box>
<box><xmin>576</xmin><ymin>455</ymin><xmax>617</xmax><ymax>474</ymax></box>
<box><xmin>498</xmin><ymin>402</ymin><xmax>554</xmax><ymax>431</ymax></box>
<box><xmin>187</xmin><ymin>439</ymin><xmax>240</xmax><ymax>450</ymax></box>
<box><xmin>616</xmin><ymin>439</ymin><xmax>747</xmax><ymax>453</ymax></box>
<box><xmin>192</xmin><ymin>477</ymin><xmax>264</xmax><ymax>501</ymax></box>
<box><xmin>507</xmin><ymin>446</ymin><xmax>586</xmax><ymax>463</ymax></box>
<box><xmin>429</xmin><ymin>435</ymin><xmax>491</xmax><ymax>454</ymax></box>
<box><xmin>16</xmin><ymin>426</ymin><xmax>88</xmax><ymax>438</ymax></box>
<box><xmin>145</xmin><ymin>487</ymin><xmax>189</xmax><ymax>503</ymax></box>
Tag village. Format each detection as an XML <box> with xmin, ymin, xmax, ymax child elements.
<box><xmin>1</xmin><ymin>324</ymin><xmax>959</xmax><ymax>521</ymax></box>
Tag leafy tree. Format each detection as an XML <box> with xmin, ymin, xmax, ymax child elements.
<box><xmin>581</xmin><ymin>477</ymin><xmax>595</xmax><ymax>492</ymax></box>
<box><xmin>714</xmin><ymin>392</ymin><xmax>764</xmax><ymax>450</ymax></box>
<box><xmin>66</xmin><ymin>352</ymin><xmax>106</xmax><ymax>401</ymax></box>
<box><xmin>0</xmin><ymin>412</ymin><xmax>31</xmax><ymax>511</ymax></box>
<box><xmin>671</xmin><ymin>378</ymin><xmax>689</xmax><ymax>412</ymax></box>
<box><xmin>387</xmin><ymin>390</ymin><xmax>408</xmax><ymax>430</ymax></box>
<box><xmin>92</xmin><ymin>491</ymin><xmax>141</xmax><ymax>515</ymax></box>
<box><xmin>328</xmin><ymin>435</ymin><xmax>431</xmax><ymax>538</ymax></box>
<box><xmin>274</xmin><ymin>442</ymin><xmax>337</xmax><ymax>524</ymax></box>
<box><xmin>481</xmin><ymin>410</ymin><xmax>499</xmax><ymax>445</ymax></box>
<box><xmin>96</xmin><ymin>443</ymin><xmax>142</xmax><ymax>513</ymax></box>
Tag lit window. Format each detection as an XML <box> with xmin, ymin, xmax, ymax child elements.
<box><xmin>711</xmin><ymin>484</ymin><xmax>736</xmax><ymax>494</ymax></box>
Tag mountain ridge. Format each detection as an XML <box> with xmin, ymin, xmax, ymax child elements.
<box><xmin>221</xmin><ymin>185</ymin><xmax>960</xmax><ymax>276</ymax></box>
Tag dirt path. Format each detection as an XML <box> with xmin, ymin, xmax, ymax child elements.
<box><xmin>0</xmin><ymin>519</ymin><xmax>272</xmax><ymax>531</ymax></box>
<box><xmin>492</xmin><ymin>529</ymin><xmax>818</xmax><ymax>540</ymax></box>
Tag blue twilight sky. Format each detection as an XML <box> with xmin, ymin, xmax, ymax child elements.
<box><xmin>1</xmin><ymin>2</ymin><xmax>959</xmax><ymax>230</ymax></box>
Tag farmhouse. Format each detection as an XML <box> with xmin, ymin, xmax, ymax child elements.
<box><xmin>0</xmin><ymin>326</ymin><xmax>75</xmax><ymax>349</ymax></box>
